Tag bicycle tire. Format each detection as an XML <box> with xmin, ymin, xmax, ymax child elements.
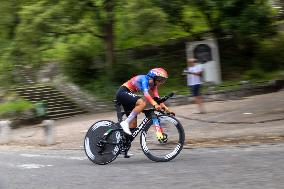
<box><xmin>84</xmin><ymin>120</ymin><xmax>122</xmax><ymax>165</ymax></box>
<box><xmin>140</xmin><ymin>115</ymin><xmax>185</xmax><ymax>162</ymax></box>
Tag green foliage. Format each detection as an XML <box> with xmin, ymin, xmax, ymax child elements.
<box><xmin>82</xmin><ymin>76</ymin><xmax>118</xmax><ymax>100</ymax></box>
<box><xmin>255</xmin><ymin>33</ymin><xmax>284</xmax><ymax>71</ymax></box>
<box><xmin>112</xmin><ymin>60</ymin><xmax>144</xmax><ymax>83</ymax></box>
<box><xmin>269</xmin><ymin>70</ymin><xmax>284</xmax><ymax>80</ymax></box>
<box><xmin>242</xmin><ymin>69</ymin><xmax>267</xmax><ymax>80</ymax></box>
<box><xmin>242</xmin><ymin>69</ymin><xmax>284</xmax><ymax>82</ymax></box>
<box><xmin>83</xmin><ymin>38</ymin><xmax>188</xmax><ymax>100</ymax></box>
<box><xmin>0</xmin><ymin>0</ymin><xmax>282</xmax><ymax>98</ymax></box>
<box><xmin>61</xmin><ymin>44</ymin><xmax>101</xmax><ymax>84</ymax></box>
<box><xmin>190</xmin><ymin>0</ymin><xmax>276</xmax><ymax>37</ymax></box>
<box><xmin>234</xmin><ymin>4</ymin><xmax>275</xmax><ymax>37</ymax></box>
<box><xmin>116</xmin><ymin>0</ymin><xmax>189</xmax><ymax>48</ymax></box>
<box><xmin>0</xmin><ymin>99</ymin><xmax>34</xmax><ymax>118</ymax></box>
<box><xmin>0</xmin><ymin>46</ymin><xmax>17</xmax><ymax>87</ymax></box>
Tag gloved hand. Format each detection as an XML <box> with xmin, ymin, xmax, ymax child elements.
<box><xmin>168</xmin><ymin>110</ymin><xmax>175</xmax><ymax>116</ymax></box>
<box><xmin>164</xmin><ymin>107</ymin><xmax>175</xmax><ymax>116</ymax></box>
<box><xmin>154</xmin><ymin>104</ymin><xmax>162</xmax><ymax>111</ymax></box>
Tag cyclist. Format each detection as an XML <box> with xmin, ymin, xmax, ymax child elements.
<box><xmin>115</xmin><ymin>68</ymin><xmax>174</xmax><ymax>139</ymax></box>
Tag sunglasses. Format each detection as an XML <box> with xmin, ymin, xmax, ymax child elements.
<box><xmin>155</xmin><ymin>77</ymin><xmax>167</xmax><ymax>83</ymax></box>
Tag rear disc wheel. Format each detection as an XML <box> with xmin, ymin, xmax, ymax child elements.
<box><xmin>84</xmin><ymin>120</ymin><xmax>122</xmax><ymax>165</ymax></box>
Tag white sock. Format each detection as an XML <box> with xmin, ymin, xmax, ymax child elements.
<box><xmin>124</xmin><ymin>111</ymin><xmax>138</xmax><ymax>124</ymax></box>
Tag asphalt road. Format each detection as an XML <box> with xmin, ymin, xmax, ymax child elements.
<box><xmin>0</xmin><ymin>143</ymin><xmax>283</xmax><ymax>189</ymax></box>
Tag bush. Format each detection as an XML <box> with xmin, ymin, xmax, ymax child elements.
<box><xmin>61</xmin><ymin>45</ymin><xmax>102</xmax><ymax>84</ymax></box>
<box><xmin>82</xmin><ymin>76</ymin><xmax>119</xmax><ymax>100</ymax></box>
<box><xmin>242</xmin><ymin>69</ymin><xmax>267</xmax><ymax>80</ymax></box>
<box><xmin>0</xmin><ymin>99</ymin><xmax>34</xmax><ymax>119</ymax></box>
<box><xmin>255</xmin><ymin>33</ymin><xmax>284</xmax><ymax>71</ymax></box>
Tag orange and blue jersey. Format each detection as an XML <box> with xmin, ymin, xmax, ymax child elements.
<box><xmin>122</xmin><ymin>75</ymin><xmax>159</xmax><ymax>106</ymax></box>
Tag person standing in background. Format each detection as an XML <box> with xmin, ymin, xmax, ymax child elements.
<box><xmin>184</xmin><ymin>58</ymin><xmax>206</xmax><ymax>114</ymax></box>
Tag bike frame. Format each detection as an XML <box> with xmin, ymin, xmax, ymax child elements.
<box><xmin>114</xmin><ymin>100</ymin><xmax>162</xmax><ymax>140</ymax></box>
<box><xmin>97</xmin><ymin>110</ymin><xmax>156</xmax><ymax>151</ymax></box>
<box><xmin>130</xmin><ymin>114</ymin><xmax>151</xmax><ymax>138</ymax></box>
<box><xmin>104</xmin><ymin>110</ymin><xmax>157</xmax><ymax>142</ymax></box>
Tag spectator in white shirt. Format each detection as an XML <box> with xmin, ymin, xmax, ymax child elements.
<box><xmin>184</xmin><ymin>58</ymin><xmax>206</xmax><ymax>114</ymax></box>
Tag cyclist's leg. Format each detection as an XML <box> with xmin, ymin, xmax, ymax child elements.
<box><xmin>116</xmin><ymin>90</ymin><xmax>147</xmax><ymax>157</ymax></box>
<box><xmin>152</xmin><ymin>117</ymin><xmax>166</xmax><ymax>141</ymax></box>
<box><xmin>128</xmin><ymin>98</ymin><xmax>146</xmax><ymax>127</ymax></box>
<box><xmin>125</xmin><ymin>98</ymin><xmax>146</xmax><ymax>124</ymax></box>
<box><xmin>117</xmin><ymin>88</ymin><xmax>146</xmax><ymax>134</ymax></box>
<box><xmin>129</xmin><ymin>118</ymin><xmax>137</xmax><ymax>128</ymax></box>
<box><xmin>132</xmin><ymin>98</ymin><xmax>147</xmax><ymax>114</ymax></box>
<box><xmin>116</xmin><ymin>87</ymin><xmax>137</xmax><ymax>134</ymax></box>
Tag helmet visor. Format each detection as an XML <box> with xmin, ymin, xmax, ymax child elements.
<box><xmin>155</xmin><ymin>76</ymin><xmax>167</xmax><ymax>83</ymax></box>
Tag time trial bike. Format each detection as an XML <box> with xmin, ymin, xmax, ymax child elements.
<box><xmin>84</xmin><ymin>93</ymin><xmax>185</xmax><ymax>165</ymax></box>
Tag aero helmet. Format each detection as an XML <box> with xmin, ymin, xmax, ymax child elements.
<box><xmin>147</xmin><ymin>68</ymin><xmax>168</xmax><ymax>84</ymax></box>
<box><xmin>147</xmin><ymin>68</ymin><xmax>168</xmax><ymax>79</ymax></box>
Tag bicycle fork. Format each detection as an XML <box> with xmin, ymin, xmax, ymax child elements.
<box><xmin>151</xmin><ymin>113</ymin><xmax>168</xmax><ymax>143</ymax></box>
<box><xmin>150</xmin><ymin>112</ymin><xmax>163</xmax><ymax>132</ymax></box>
<box><xmin>153</xmin><ymin>118</ymin><xmax>163</xmax><ymax>132</ymax></box>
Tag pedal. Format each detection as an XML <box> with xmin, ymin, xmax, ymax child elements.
<box><xmin>123</xmin><ymin>151</ymin><xmax>133</xmax><ymax>158</ymax></box>
<box><xmin>158</xmin><ymin>133</ymin><xmax>168</xmax><ymax>144</ymax></box>
<box><xmin>124</xmin><ymin>154</ymin><xmax>131</xmax><ymax>158</ymax></box>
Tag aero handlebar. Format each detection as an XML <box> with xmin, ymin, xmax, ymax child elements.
<box><xmin>153</xmin><ymin>92</ymin><xmax>175</xmax><ymax>105</ymax></box>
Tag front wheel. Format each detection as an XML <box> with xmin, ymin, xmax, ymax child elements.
<box><xmin>140</xmin><ymin>115</ymin><xmax>185</xmax><ymax>162</ymax></box>
<box><xmin>84</xmin><ymin>120</ymin><xmax>122</xmax><ymax>165</ymax></box>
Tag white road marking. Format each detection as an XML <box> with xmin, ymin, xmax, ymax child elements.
<box><xmin>20</xmin><ymin>153</ymin><xmax>87</xmax><ymax>160</ymax></box>
<box><xmin>67</xmin><ymin>157</ymin><xmax>86</xmax><ymax>160</ymax></box>
<box><xmin>243</xmin><ymin>112</ymin><xmax>253</xmax><ymax>115</ymax></box>
<box><xmin>20</xmin><ymin>154</ymin><xmax>41</xmax><ymax>158</ymax></box>
<box><xmin>18</xmin><ymin>164</ymin><xmax>53</xmax><ymax>169</ymax></box>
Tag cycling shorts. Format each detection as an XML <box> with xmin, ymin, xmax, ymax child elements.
<box><xmin>116</xmin><ymin>86</ymin><xmax>141</xmax><ymax>114</ymax></box>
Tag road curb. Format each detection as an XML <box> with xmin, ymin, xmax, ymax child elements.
<box><xmin>177</xmin><ymin>115</ymin><xmax>284</xmax><ymax>124</ymax></box>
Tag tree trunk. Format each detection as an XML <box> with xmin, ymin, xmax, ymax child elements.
<box><xmin>105</xmin><ymin>23</ymin><xmax>115</xmax><ymax>68</ymax></box>
<box><xmin>104</xmin><ymin>0</ymin><xmax>115</xmax><ymax>70</ymax></box>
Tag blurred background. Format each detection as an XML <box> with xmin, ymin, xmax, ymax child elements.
<box><xmin>0</xmin><ymin>0</ymin><xmax>283</xmax><ymax>123</ymax></box>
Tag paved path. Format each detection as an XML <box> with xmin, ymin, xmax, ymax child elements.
<box><xmin>1</xmin><ymin>144</ymin><xmax>284</xmax><ymax>189</ymax></box>
<box><xmin>1</xmin><ymin>90</ymin><xmax>283</xmax><ymax>150</ymax></box>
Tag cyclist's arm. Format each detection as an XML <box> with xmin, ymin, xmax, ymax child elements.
<box><xmin>143</xmin><ymin>90</ymin><xmax>158</xmax><ymax>106</ymax></box>
<box><xmin>141</xmin><ymin>80</ymin><xmax>158</xmax><ymax>106</ymax></box>
<box><xmin>151</xmin><ymin>86</ymin><xmax>172</xmax><ymax>112</ymax></box>
<box><xmin>151</xmin><ymin>86</ymin><xmax>170</xmax><ymax>111</ymax></box>
<box><xmin>152</xmin><ymin>86</ymin><xmax>159</xmax><ymax>98</ymax></box>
